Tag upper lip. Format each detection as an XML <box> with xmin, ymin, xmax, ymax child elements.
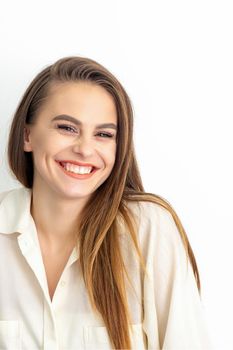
<box><xmin>56</xmin><ymin>160</ymin><xmax>98</xmax><ymax>168</ymax></box>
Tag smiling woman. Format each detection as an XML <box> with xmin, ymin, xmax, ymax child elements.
<box><xmin>0</xmin><ymin>57</ymin><xmax>212</xmax><ymax>349</ymax></box>
<box><xmin>23</xmin><ymin>81</ymin><xmax>118</xmax><ymax>202</ymax></box>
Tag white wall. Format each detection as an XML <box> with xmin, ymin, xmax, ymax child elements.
<box><xmin>1</xmin><ymin>1</ymin><xmax>232</xmax><ymax>348</ymax></box>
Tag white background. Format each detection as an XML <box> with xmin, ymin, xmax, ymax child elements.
<box><xmin>0</xmin><ymin>1</ymin><xmax>232</xmax><ymax>348</ymax></box>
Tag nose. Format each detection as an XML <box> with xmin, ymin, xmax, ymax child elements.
<box><xmin>72</xmin><ymin>135</ymin><xmax>95</xmax><ymax>157</ymax></box>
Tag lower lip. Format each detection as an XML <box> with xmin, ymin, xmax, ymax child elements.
<box><xmin>56</xmin><ymin>161</ymin><xmax>98</xmax><ymax>180</ymax></box>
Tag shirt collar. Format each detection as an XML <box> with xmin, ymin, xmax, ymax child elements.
<box><xmin>0</xmin><ymin>186</ymin><xmax>80</xmax><ymax>260</ymax></box>
<box><xmin>0</xmin><ymin>187</ymin><xmax>33</xmax><ymax>234</ymax></box>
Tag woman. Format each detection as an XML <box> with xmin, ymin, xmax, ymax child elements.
<box><xmin>0</xmin><ymin>56</ymin><xmax>211</xmax><ymax>349</ymax></box>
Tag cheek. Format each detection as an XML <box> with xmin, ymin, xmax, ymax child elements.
<box><xmin>33</xmin><ymin>133</ymin><xmax>70</xmax><ymax>154</ymax></box>
<box><xmin>105</xmin><ymin>144</ymin><xmax>117</xmax><ymax>166</ymax></box>
<box><xmin>97</xmin><ymin>141</ymin><xmax>116</xmax><ymax>161</ymax></box>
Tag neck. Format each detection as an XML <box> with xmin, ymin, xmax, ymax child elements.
<box><xmin>30</xmin><ymin>186</ymin><xmax>88</xmax><ymax>244</ymax></box>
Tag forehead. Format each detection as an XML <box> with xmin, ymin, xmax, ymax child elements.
<box><xmin>39</xmin><ymin>81</ymin><xmax>117</xmax><ymax>121</ymax></box>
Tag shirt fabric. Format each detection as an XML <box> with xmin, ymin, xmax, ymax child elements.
<box><xmin>0</xmin><ymin>187</ymin><xmax>212</xmax><ymax>350</ymax></box>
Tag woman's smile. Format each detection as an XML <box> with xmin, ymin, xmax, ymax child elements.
<box><xmin>56</xmin><ymin>160</ymin><xmax>98</xmax><ymax>180</ymax></box>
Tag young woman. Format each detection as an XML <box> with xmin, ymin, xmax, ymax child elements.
<box><xmin>0</xmin><ymin>57</ymin><xmax>212</xmax><ymax>349</ymax></box>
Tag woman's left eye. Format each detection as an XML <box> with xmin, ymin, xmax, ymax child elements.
<box><xmin>97</xmin><ymin>132</ymin><xmax>114</xmax><ymax>138</ymax></box>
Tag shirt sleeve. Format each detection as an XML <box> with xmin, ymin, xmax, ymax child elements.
<box><xmin>140</xmin><ymin>202</ymin><xmax>213</xmax><ymax>350</ymax></box>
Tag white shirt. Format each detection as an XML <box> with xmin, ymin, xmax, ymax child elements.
<box><xmin>0</xmin><ymin>187</ymin><xmax>212</xmax><ymax>350</ymax></box>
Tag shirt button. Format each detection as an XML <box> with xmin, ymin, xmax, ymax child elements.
<box><xmin>60</xmin><ymin>280</ymin><xmax>66</xmax><ymax>287</ymax></box>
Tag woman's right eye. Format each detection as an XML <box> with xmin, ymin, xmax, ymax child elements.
<box><xmin>57</xmin><ymin>124</ymin><xmax>77</xmax><ymax>133</ymax></box>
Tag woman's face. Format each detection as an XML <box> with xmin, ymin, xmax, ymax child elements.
<box><xmin>24</xmin><ymin>82</ymin><xmax>118</xmax><ymax>201</ymax></box>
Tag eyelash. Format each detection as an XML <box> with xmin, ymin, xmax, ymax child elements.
<box><xmin>56</xmin><ymin>124</ymin><xmax>114</xmax><ymax>138</ymax></box>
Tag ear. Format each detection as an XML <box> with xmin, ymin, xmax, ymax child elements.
<box><xmin>23</xmin><ymin>126</ymin><xmax>33</xmax><ymax>152</ymax></box>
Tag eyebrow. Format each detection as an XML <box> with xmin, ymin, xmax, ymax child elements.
<box><xmin>51</xmin><ymin>114</ymin><xmax>117</xmax><ymax>130</ymax></box>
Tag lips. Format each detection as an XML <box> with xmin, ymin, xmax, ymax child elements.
<box><xmin>61</xmin><ymin>162</ymin><xmax>93</xmax><ymax>174</ymax></box>
<box><xmin>56</xmin><ymin>160</ymin><xmax>98</xmax><ymax>179</ymax></box>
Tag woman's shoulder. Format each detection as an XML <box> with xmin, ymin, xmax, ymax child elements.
<box><xmin>123</xmin><ymin>196</ymin><xmax>189</xmax><ymax>271</ymax></box>
<box><xmin>125</xmin><ymin>196</ymin><xmax>175</xmax><ymax>227</ymax></box>
<box><xmin>123</xmin><ymin>196</ymin><xmax>183</xmax><ymax>250</ymax></box>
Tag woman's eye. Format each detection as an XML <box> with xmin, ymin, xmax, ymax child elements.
<box><xmin>97</xmin><ymin>132</ymin><xmax>114</xmax><ymax>138</ymax></box>
<box><xmin>57</xmin><ymin>124</ymin><xmax>77</xmax><ymax>133</ymax></box>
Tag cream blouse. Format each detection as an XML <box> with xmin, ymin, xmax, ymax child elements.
<box><xmin>0</xmin><ymin>187</ymin><xmax>212</xmax><ymax>349</ymax></box>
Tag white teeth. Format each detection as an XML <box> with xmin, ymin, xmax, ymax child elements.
<box><xmin>62</xmin><ymin>163</ymin><xmax>93</xmax><ymax>174</ymax></box>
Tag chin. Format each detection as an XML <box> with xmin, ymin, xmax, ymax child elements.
<box><xmin>57</xmin><ymin>187</ymin><xmax>93</xmax><ymax>200</ymax></box>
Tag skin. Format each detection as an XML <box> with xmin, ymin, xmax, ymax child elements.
<box><xmin>23</xmin><ymin>81</ymin><xmax>118</xmax><ymax>298</ymax></box>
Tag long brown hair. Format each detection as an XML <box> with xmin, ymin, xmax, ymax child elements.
<box><xmin>8</xmin><ymin>56</ymin><xmax>201</xmax><ymax>349</ymax></box>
